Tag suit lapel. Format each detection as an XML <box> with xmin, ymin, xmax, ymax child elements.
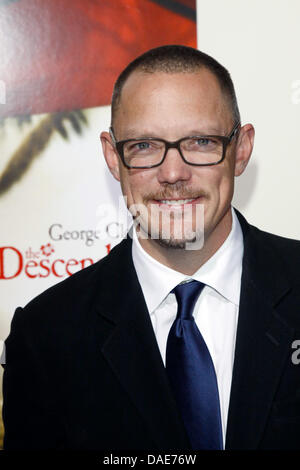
<box><xmin>226</xmin><ymin>211</ymin><xmax>295</xmax><ymax>449</ymax></box>
<box><xmin>93</xmin><ymin>238</ymin><xmax>190</xmax><ymax>450</ymax></box>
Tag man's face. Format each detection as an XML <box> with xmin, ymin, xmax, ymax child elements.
<box><xmin>102</xmin><ymin>69</ymin><xmax>251</xmax><ymax>253</ymax></box>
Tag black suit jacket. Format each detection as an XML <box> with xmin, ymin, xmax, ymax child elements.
<box><xmin>2</xmin><ymin>210</ymin><xmax>300</xmax><ymax>450</ymax></box>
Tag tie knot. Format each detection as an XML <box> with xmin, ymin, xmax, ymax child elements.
<box><xmin>172</xmin><ymin>280</ymin><xmax>204</xmax><ymax>320</ymax></box>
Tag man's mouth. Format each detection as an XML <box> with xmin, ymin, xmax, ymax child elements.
<box><xmin>151</xmin><ymin>197</ymin><xmax>203</xmax><ymax>208</ymax></box>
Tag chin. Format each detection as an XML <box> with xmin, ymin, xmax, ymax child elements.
<box><xmin>153</xmin><ymin>229</ymin><xmax>205</xmax><ymax>251</ymax></box>
<box><xmin>135</xmin><ymin>218</ymin><xmax>205</xmax><ymax>251</ymax></box>
<box><xmin>154</xmin><ymin>238</ymin><xmax>188</xmax><ymax>250</ymax></box>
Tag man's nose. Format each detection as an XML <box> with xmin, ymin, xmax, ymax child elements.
<box><xmin>156</xmin><ymin>147</ymin><xmax>192</xmax><ymax>184</ymax></box>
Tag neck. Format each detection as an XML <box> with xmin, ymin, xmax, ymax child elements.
<box><xmin>138</xmin><ymin>208</ymin><xmax>233</xmax><ymax>275</ymax></box>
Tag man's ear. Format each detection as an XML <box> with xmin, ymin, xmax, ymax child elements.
<box><xmin>100</xmin><ymin>131</ymin><xmax>121</xmax><ymax>181</ymax></box>
<box><xmin>234</xmin><ymin>124</ymin><xmax>255</xmax><ymax>176</ymax></box>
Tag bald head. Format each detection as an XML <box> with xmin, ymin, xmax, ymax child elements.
<box><xmin>111</xmin><ymin>45</ymin><xmax>240</xmax><ymax>128</ymax></box>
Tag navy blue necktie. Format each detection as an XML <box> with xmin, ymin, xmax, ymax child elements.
<box><xmin>166</xmin><ymin>280</ymin><xmax>223</xmax><ymax>450</ymax></box>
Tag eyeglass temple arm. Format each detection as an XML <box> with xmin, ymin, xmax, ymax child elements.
<box><xmin>109</xmin><ymin>126</ymin><xmax>117</xmax><ymax>145</ymax></box>
<box><xmin>229</xmin><ymin>122</ymin><xmax>241</xmax><ymax>141</ymax></box>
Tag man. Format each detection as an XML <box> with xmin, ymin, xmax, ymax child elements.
<box><xmin>2</xmin><ymin>45</ymin><xmax>300</xmax><ymax>451</ymax></box>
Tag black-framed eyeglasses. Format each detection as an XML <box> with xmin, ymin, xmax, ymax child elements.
<box><xmin>109</xmin><ymin>122</ymin><xmax>240</xmax><ymax>169</ymax></box>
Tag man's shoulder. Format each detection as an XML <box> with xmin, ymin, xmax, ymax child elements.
<box><xmin>239</xmin><ymin>211</ymin><xmax>300</xmax><ymax>280</ymax></box>
<box><xmin>17</xmin><ymin>237</ymin><xmax>132</xmax><ymax>327</ymax></box>
<box><xmin>252</xmin><ymin>223</ymin><xmax>300</xmax><ymax>250</ymax></box>
<box><xmin>236</xmin><ymin>208</ymin><xmax>300</xmax><ymax>250</ymax></box>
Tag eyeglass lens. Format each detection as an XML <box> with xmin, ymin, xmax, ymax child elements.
<box><xmin>123</xmin><ymin>137</ymin><xmax>224</xmax><ymax>167</ymax></box>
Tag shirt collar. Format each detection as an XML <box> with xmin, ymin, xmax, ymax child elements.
<box><xmin>132</xmin><ymin>207</ymin><xmax>244</xmax><ymax>314</ymax></box>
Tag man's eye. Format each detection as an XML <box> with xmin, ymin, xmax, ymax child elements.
<box><xmin>136</xmin><ymin>142</ymin><xmax>150</xmax><ymax>150</ymax></box>
<box><xmin>181</xmin><ymin>137</ymin><xmax>221</xmax><ymax>155</ymax></box>
<box><xmin>126</xmin><ymin>140</ymin><xmax>163</xmax><ymax>154</ymax></box>
<box><xmin>184</xmin><ymin>138</ymin><xmax>212</xmax><ymax>148</ymax></box>
<box><xmin>127</xmin><ymin>141</ymin><xmax>151</xmax><ymax>151</ymax></box>
<box><xmin>195</xmin><ymin>138</ymin><xmax>210</xmax><ymax>146</ymax></box>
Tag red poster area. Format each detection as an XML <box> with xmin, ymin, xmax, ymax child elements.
<box><xmin>0</xmin><ymin>0</ymin><xmax>196</xmax><ymax>118</ymax></box>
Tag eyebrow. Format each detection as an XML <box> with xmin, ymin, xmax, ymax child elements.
<box><xmin>121</xmin><ymin>127</ymin><xmax>224</xmax><ymax>139</ymax></box>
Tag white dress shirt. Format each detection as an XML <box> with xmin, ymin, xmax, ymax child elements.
<box><xmin>131</xmin><ymin>207</ymin><xmax>244</xmax><ymax>446</ymax></box>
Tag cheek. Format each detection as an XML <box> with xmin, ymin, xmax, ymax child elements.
<box><xmin>120</xmin><ymin>173</ymin><xmax>145</xmax><ymax>207</ymax></box>
<box><xmin>118</xmin><ymin>169</ymin><xmax>133</xmax><ymax>206</ymax></box>
<box><xmin>125</xmin><ymin>169</ymin><xmax>156</xmax><ymax>198</ymax></box>
<box><xmin>199</xmin><ymin>166</ymin><xmax>234</xmax><ymax>202</ymax></box>
<box><xmin>216</xmin><ymin>172</ymin><xmax>234</xmax><ymax>201</ymax></box>
<box><xmin>121</xmin><ymin>180</ymin><xmax>134</xmax><ymax>207</ymax></box>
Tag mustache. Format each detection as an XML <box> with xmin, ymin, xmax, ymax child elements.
<box><xmin>145</xmin><ymin>184</ymin><xmax>209</xmax><ymax>201</ymax></box>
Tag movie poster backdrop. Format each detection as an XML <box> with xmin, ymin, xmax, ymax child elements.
<box><xmin>0</xmin><ymin>0</ymin><xmax>197</xmax><ymax>447</ymax></box>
